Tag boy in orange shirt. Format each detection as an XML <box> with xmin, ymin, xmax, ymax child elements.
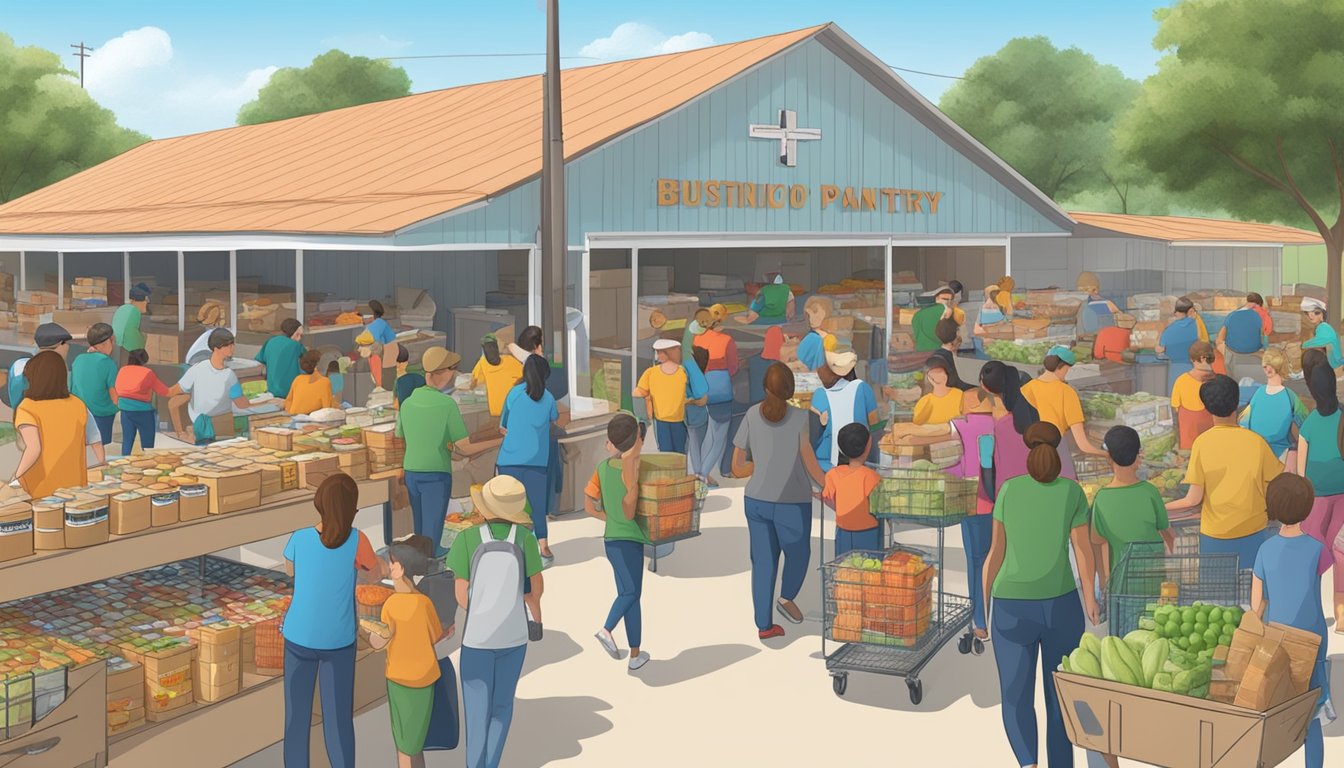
<box><xmin>1171</xmin><ymin>341</ymin><xmax>1216</xmax><ymax>450</ymax></box>
<box><xmin>822</xmin><ymin>423</ymin><xmax>882</xmax><ymax>558</ymax></box>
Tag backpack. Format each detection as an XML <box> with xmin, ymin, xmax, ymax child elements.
<box><xmin>461</xmin><ymin>524</ymin><xmax>528</xmax><ymax>650</ymax></box>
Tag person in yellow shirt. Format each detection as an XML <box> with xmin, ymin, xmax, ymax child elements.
<box><xmin>469</xmin><ymin>335</ymin><xmax>523</xmax><ymax>417</ymax></box>
<box><xmin>10</xmin><ymin>350</ymin><xmax>101</xmax><ymax>498</ymax></box>
<box><xmin>913</xmin><ymin>355</ymin><xmax>965</xmax><ymax>425</ymax></box>
<box><xmin>1021</xmin><ymin>346</ymin><xmax>1106</xmax><ymax>480</ymax></box>
<box><xmin>365</xmin><ymin>536</ymin><xmax>449</xmax><ymax>768</ymax></box>
<box><xmin>284</xmin><ymin>349</ymin><xmax>338</xmax><ymax>415</ymax></box>
<box><xmin>634</xmin><ymin>338</ymin><xmax>690</xmax><ymax>453</ymax></box>
<box><xmin>1170</xmin><ymin>341</ymin><xmax>1216</xmax><ymax>450</ymax></box>
<box><xmin>1167</xmin><ymin>374</ymin><xmax>1282</xmax><ymax>570</ymax></box>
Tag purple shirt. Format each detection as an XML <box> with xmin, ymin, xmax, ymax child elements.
<box><xmin>992</xmin><ymin>413</ymin><xmax>1032</xmax><ymax>496</ymax></box>
<box><xmin>954</xmin><ymin>412</ymin><xmax>997</xmax><ymax>515</ymax></box>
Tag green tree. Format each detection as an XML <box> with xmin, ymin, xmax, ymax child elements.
<box><xmin>0</xmin><ymin>34</ymin><xmax>148</xmax><ymax>203</ymax></box>
<box><xmin>1120</xmin><ymin>0</ymin><xmax>1344</xmax><ymax>318</ymax></box>
<box><xmin>939</xmin><ymin>36</ymin><xmax>1140</xmax><ymax>207</ymax></box>
<box><xmin>237</xmin><ymin>50</ymin><xmax>411</xmax><ymax>125</ymax></box>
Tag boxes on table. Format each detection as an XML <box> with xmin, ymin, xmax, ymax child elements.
<box><xmin>149</xmin><ymin>490</ymin><xmax>180</xmax><ymax>527</ymax></box>
<box><xmin>106</xmin><ymin>656</ymin><xmax>146</xmax><ymax>736</ymax></box>
<box><xmin>109</xmin><ymin>492</ymin><xmax>150</xmax><ymax>534</ymax></box>
<box><xmin>291</xmin><ymin>453</ymin><xmax>340</xmax><ymax>489</ymax></box>
<box><xmin>333</xmin><ymin>446</ymin><xmax>370</xmax><ymax>481</ymax></box>
<box><xmin>117</xmin><ymin>641</ymin><xmax>195</xmax><ymax>723</ymax></box>
<box><xmin>31</xmin><ymin>496</ymin><xmax>65</xmax><ymax>550</ymax></box>
<box><xmin>179</xmin><ymin>484</ymin><xmax>209</xmax><ymax>521</ymax></box>
<box><xmin>256</xmin><ymin>427</ymin><xmax>298</xmax><ymax>451</ymax></box>
<box><xmin>190</xmin><ymin>624</ymin><xmax>242</xmax><ymax>703</ymax></box>
<box><xmin>193</xmin><ymin>468</ymin><xmax>262</xmax><ymax>515</ymax></box>
<box><xmin>0</xmin><ymin>498</ymin><xmax>33</xmax><ymax>562</ymax></box>
<box><xmin>63</xmin><ymin>496</ymin><xmax>109</xmax><ymax>548</ymax></box>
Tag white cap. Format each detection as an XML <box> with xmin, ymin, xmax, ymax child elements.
<box><xmin>1302</xmin><ymin>297</ymin><xmax>1327</xmax><ymax>314</ymax></box>
<box><xmin>772</xmin><ymin>274</ymin><xmax>785</xmax><ymax>284</ymax></box>
<box><xmin>825</xmin><ymin>349</ymin><xmax>858</xmax><ymax>376</ymax></box>
<box><xmin>652</xmin><ymin>338</ymin><xmax>680</xmax><ymax>351</ymax></box>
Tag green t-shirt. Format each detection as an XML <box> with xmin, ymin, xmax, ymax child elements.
<box><xmin>595</xmin><ymin>458</ymin><xmax>650</xmax><ymax>544</ymax></box>
<box><xmin>111</xmin><ymin>304</ymin><xmax>145</xmax><ymax>352</ymax></box>
<box><xmin>396</xmin><ymin>387</ymin><xmax>469</xmax><ymax>473</ymax></box>
<box><xmin>70</xmin><ymin>351</ymin><xmax>119</xmax><ymax>417</ymax></box>
<box><xmin>1090</xmin><ymin>481</ymin><xmax>1169</xmax><ymax>570</ymax></box>
<box><xmin>1300</xmin><ymin>410</ymin><xmax>1344</xmax><ymax>496</ymax></box>
<box><xmin>756</xmin><ymin>283</ymin><xmax>791</xmax><ymax>318</ymax></box>
<box><xmin>255</xmin><ymin>334</ymin><xmax>306</xmax><ymax>399</ymax></box>
<box><xmin>445</xmin><ymin>521</ymin><xmax>543</xmax><ymax>581</ymax></box>
<box><xmin>911</xmin><ymin>304</ymin><xmax>945</xmax><ymax>352</ymax></box>
<box><xmin>991</xmin><ymin>476</ymin><xmax>1090</xmax><ymax>600</ymax></box>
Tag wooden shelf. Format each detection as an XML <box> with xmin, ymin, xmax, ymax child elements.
<box><xmin>109</xmin><ymin>648</ymin><xmax>387</xmax><ymax>767</ymax></box>
<box><xmin>0</xmin><ymin>478</ymin><xmax>389</xmax><ymax>604</ymax></box>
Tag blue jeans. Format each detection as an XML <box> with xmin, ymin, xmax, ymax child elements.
<box><xmin>654</xmin><ymin>419</ymin><xmax>687</xmax><ymax>454</ymax></box>
<box><xmin>1305</xmin><ymin>656</ymin><xmax>1329</xmax><ymax>768</ymax></box>
<box><xmin>460</xmin><ymin>644</ymin><xmax>527</xmax><ymax>768</ymax></box>
<box><xmin>991</xmin><ymin>593</ymin><xmax>1085</xmax><ymax>768</ymax></box>
<box><xmin>744</xmin><ymin>497</ymin><xmax>812</xmax><ymax>631</ymax></box>
<box><xmin>405</xmin><ymin>470</ymin><xmax>452</xmax><ymax>556</ymax></box>
<box><xmin>835</xmin><ymin>526</ymin><xmax>881</xmax><ymax>561</ymax></box>
<box><xmin>120</xmin><ymin>410</ymin><xmax>157</xmax><ymax>455</ymax></box>
<box><xmin>1199</xmin><ymin>529</ymin><xmax>1268</xmax><ymax>572</ymax></box>
<box><xmin>91</xmin><ymin>413</ymin><xmax>115</xmax><ymax>446</ymax></box>
<box><xmin>604</xmin><ymin>539</ymin><xmax>644</xmax><ymax>647</ymax></box>
<box><xmin>498</xmin><ymin>465</ymin><xmax>549</xmax><ymax>541</ymax></box>
<box><xmin>282</xmin><ymin>640</ymin><xmax>356</xmax><ymax>768</ymax></box>
<box><xmin>687</xmin><ymin>421</ymin><xmax>708</xmax><ymax>479</ymax></box>
<box><xmin>961</xmin><ymin>515</ymin><xmax>993</xmax><ymax>631</ymax></box>
<box><xmin>703</xmin><ymin>407</ymin><xmax>733</xmax><ymax>481</ymax></box>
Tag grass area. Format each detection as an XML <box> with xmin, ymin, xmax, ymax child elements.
<box><xmin>0</xmin><ymin>423</ymin><xmax>13</xmax><ymax>446</ymax></box>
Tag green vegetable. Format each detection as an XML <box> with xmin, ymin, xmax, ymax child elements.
<box><xmin>1061</xmin><ymin>655</ymin><xmax>1072</xmax><ymax>673</ymax></box>
<box><xmin>1124</xmin><ymin>629</ymin><xmax>1156</xmax><ymax>653</ymax></box>
<box><xmin>1173</xmin><ymin>670</ymin><xmax>1193</xmax><ymax>695</ymax></box>
<box><xmin>1101</xmin><ymin>637</ymin><xmax>1142</xmax><ymax>686</ymax></box>
<box><xmin>1080</xmin><ymin>632</ymin><xmax>1102</xmax><ymax>659</ymax></box>
<box><xmin>1141</xmin><ymin>638</ymin><xmax>1169</xmax><ymax>688</ymax></box>
<box><xmin>1071</xmin><ymin>647</ymin><xmax>1103</xmax><ymax>679</ymax></box>
<box><xmin>1152</xmin><ymin>672</ymin><xmax>1175</xmax><ymax>692</ymax></box>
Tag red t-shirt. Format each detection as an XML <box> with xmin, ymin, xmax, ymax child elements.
<box><xmin>1092</xmin><ymin>326</ymin><xmax>1131</xmax><ymax>364</ymax></box>
<box><xmin>114</xmin><ymin>366</ymin><xmax>170</xmax><ymax>403</ymax></box>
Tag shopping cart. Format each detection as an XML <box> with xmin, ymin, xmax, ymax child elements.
<box><xmin>641</xmin><ymin>480</ymin><xmax>706</xmax><ymax>573</ymax></box>
<box><xmin>1106</xmin><ymin>541</ymin><xmax>1248</xmax><ymax>638</ymax></box>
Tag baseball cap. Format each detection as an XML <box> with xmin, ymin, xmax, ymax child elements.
<box><xmin>422</xmin><ymin>346</ymin><xmax>461</xmax><ymax>373</ymax></box>
<box><xmin>826</xmin><ymin>349</ymin><xmax>858</xmax><ymax>376</ymax></box>
<box><xmin>652</xmin><ymin>338</ymin><xmax>679</xmax><ymax>351</ymax></box>
<box><xmin>128</xmin><ymin>283</ymin><xmax>151</xmax><ymax>301</ymax></box>
<box><xmin>35</xmin><ymin>323</ymin><xmax>72</xmax><ymax>349</ymax></box>
<box><xmin>1047</xmin><ymin>345</ymin><xmax>1077</xmax><ymax>366</ymax></box>
<box><xmin>1302</xmin><ymin>297</ymin><xmax>1327</xmax><ymax>314</ymax></box>
<box><xmin>86</xmin><ymin>323</ymin><xmax>114</xmax><ymax>347</ymax></box>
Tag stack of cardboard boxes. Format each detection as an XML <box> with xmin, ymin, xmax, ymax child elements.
<box><xmin>17</xmin><ymin>290</ymin><xmax>56</xmax><ymax>336</ymax></box>
<box><xmin>363</xmin><ymin>424</ymin><xmax>405</xmax><ymax>473</ymax></box>
<box><xmin>106</xmin><ymin>656</ymin><xmax>145</xmax><ymax>736</ymax></box>
<box><xmin>191</xmin><ymin>624</ymin><xmax>241</xmax><ymax>704</ymax></box>
<box><xmin>70</xmin><ymin>276</ymin><xmax>109</xmax><ymax>308</ymax></box>
<box><xmin>118</xmin><ymin>641</ymin><xmax>195</xmax><ymax>724</ymax></box>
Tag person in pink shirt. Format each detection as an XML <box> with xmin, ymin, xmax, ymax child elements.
<box><xmin>115</xmin><ymin>348</ymin><xmax>170</xmax><ymax>454</ymax></box>
<box><xmin>953</xmin><ymin>388</ymin><xmax>1000</xmax><ymax>644</ymax></box>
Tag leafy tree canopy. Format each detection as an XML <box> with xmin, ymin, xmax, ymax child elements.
<box><xmin>237</xmin><ymin>50</ymin><xmax>412</xmax><ymax>125</ymax></box>
<box><xmin>0</xmin><ymin>33</ymin><xmax>149</xmax><ymax>203</ymax></box>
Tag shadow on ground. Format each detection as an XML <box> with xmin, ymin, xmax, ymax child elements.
<box><xmin>521</xmin><ymin>629</ymin><xmax>584</xmax><ymax>676</ymax></box>
<box><xmin>633</xmin><ymin>643</ymin><xmax>760</xmax><ymax>688</ymax></box>
<box><xmin>500</xmin><ymin>695</ymin><xmax>615</xmax><ymax>768</ymax></box>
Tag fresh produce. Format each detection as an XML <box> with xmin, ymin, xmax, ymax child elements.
<box><xmin>1141</xmin><ymin>638</ymin><xmax>1169</xmax><ymax>687</ymax></box>
<box><xmin>1059</xmin><ymin>629</ymin><xmax>1213</xmax><ymax>700</ymax></box>
<box><xmin>986</xmin><ymin>340</ymin><xmax>1054</xmax><ymax>365</ymax></box>
<box><xmin>1101</xmin><ymin>636</ymin><xmax>1143</xmax><ymax>686</ymax></box>
<box><xmin>1069</xmin><ymin>646</ymin><xmax>1103</xmax><ymax>678</ymax></box>
<box><xmin>1142</xmin><ymin>602</ymin><xmax>1243</xmax><ymax>657</ymax></box>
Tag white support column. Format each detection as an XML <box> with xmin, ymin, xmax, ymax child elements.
<box><xmin>122</xmin><ymin>252</ymin><xmax>130</xmax><ymax>305</ymax></box>
<box><xmin>528</xmin><ymin>245</ymin><xmax>540</xmax><ymax>327</ymax></box>
<box><xmin>294</xmin><ymin>249</ymin><xmax>305</xmax><ymax>324</ymax></box>
<box><xmin>228</xmin><ymin>250</ymin><xmax>238</xmax><ymax>334</ymax></box>
<box><xmin>18</xmin><ymin>251</ymin><xmax>25</xmax><ymax>292</ymax></box>
<box><xmin>176</xmin><ymin>251</ymin><xmax>185</xmax><ymax>331</ymax></box>
<box><xmin>1004</xmin><ymin>237</ymin><xmax>1013</xmax><ymax>277</ymax></box>
<box><xmin>57</xmin><ymin>251</ymin><xmax>64</xmax><ymax>310</ymax></box>
<box><xmin>884</xmin><ymin>237</ymin><xmax>894</xmax><ymax>357</ymax></box>
<box><xmin>581</xmin><ymin>239</ymin><xmax>591</xmax><ymax>340</ymax></box>
<box><xmin>629</xmin><ymin>247</ymin><xmax>639</xmax><ymax>362</ymax></box>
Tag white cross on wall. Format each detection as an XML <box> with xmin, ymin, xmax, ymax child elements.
<box><xmin>748</xmin><ymin>109</ymin><xmax>821</xmax><ymax>167</ymax></box>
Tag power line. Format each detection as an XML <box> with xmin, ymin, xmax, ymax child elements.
<box><xmin>376</xmin><ymin>52</ymin><xmax>598</xmax><ymax>61</ymax></box>
<box><xmin>886</xmin><ymin>63</ymin><xmax>963</xmax><ymax>80</ymax></box>
<box><xmin>70</xmin><ymin>42</ymin><xmax>92</xmax><ymax>88</ymax></box>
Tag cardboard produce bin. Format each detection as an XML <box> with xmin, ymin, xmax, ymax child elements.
<box><xmin>1055</xmin><ymin>672</ymin><xmax>1319</xmax><ymax>768</ymax></box>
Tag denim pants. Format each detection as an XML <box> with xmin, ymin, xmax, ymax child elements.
<box><xmin>991</xmin><ymin>593</ymin><xmax>1085</xmax><ymax>768</ymax></box>
<box><xmin>120</xmin><ymin>410</ymin><xmax>157</xmax><ymax>454</ymax></box>
<box><xmin>687</xmin><ymin>421</ymin><xmax>708</xmax><ymax>479</ymax></box>
<box><xmin>961</xmin><ymin>515</ymin><xmax>993</xmax><ymax>631</ymax></box>
<box><xmin>702</xmin><ymin>407</ymin><xmax>733</xmax><ymax>481</ymax></box>
<box><xmin>498</xmin><ymin>465</ymin><xmax>549</xmax><ymax>540</ymax></box>
<box><xmin>460</xmin><ymin>644</ymin><xmax>527</xmax><ymax>768</ymax></box>
<box><xmin>1200</xmin><ymin>529</ymin><xmax>1268</xmax><ymax>572</ymax></box>
<box><xmin>604</xmin><ymin>539</ymin><xmax>645</xmax><ymax>647</ymax></box>
<box><xmin>834</xmin><ymin>526</ymin><xmax>882</xmax><ymax>561</ymax></box>
<box><xmin>744</xmin><ymin>497</ymin><xmax>812</xmax><ymax>631</ymax></box>
<box><xmin>92</xmin><ymin>413</ymin><xmax>115</xmax><ymax>446</ymax></box>
<box><xmin>282</xmin><ymin>640</ymin><xmax>356</xmax><ymax>768</ymax></box>
<box><xmin>405</xmin><ymin>470</ymin><xmax>452</xmax><ymax>555</ymax></box>
<box><xmin>654</xmin><ymin>419</ymin><xmax>687</xmax><ymax>454</ymax></box>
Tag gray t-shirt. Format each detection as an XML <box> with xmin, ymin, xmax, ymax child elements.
<box><xmin>178</xmin><ymin>359</ymin><xmax>242</xmax><ymax>421</ymax></box>
<box><xmin>733</xmin><ymin>403</ymin><xmax>814</xmax><ymax>504</ymax></box>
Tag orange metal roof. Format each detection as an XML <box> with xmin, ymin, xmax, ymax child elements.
<box><xmin>0</xmin><ymin>25</ymin><xmax>825</xmax><ymax>236</ymax></box>
<box><xmin>1069</xmin><ymin>211</ymin><xmax>1322</xmax><ymax>245</ymax></box>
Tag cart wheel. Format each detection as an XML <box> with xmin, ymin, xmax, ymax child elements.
<box><xmin>957</xmin><ymin>634</ymin><xmax>972</xmax><ymax>655</ymax></box>
<box><xmin>907</xmin><ymin>679</ymin><xmax>923</xmax><ymax>705</ymax></box>
<box><xmin>972</xmin><ymin>638</ymin><xmax>985</xmax><ymax>655</ymax></box>
<box><xmin>832</xmin><ymin>674</ymin><xmax>848</xmax><ymax>697</ymax></box>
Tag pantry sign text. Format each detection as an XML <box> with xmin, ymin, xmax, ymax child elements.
<box><xmin>656</xmin><ymin>178</ymin><xmax>944</xmax><ymax>214</ymax></box>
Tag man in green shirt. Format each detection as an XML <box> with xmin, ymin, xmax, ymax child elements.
<box><xmin>71</xmin><ymin>322</ymin><xmax>120</xmax><ymax>447</ymax></box>
<box><xmin>397</xmin><ymin>346</ymin><xmax>469</xmax><ymax>555</ymax></box>
<box><xmin>912</xmin><ymin>287</ymin><xmax>958</xmax><ymax>352</ymax></box>
<box><xmin>254</xmin><ymin>318</ymin><xmax>306</xmax><ymax>399</ymax></box>
<box><xmin>111</xmin><ymin>283</ymin><xmax>151</xmax><ymax>365</ymax></box>
<box><xmin>735</xmin><ymin>274</ymin><xmax>795</xmax><ymax>326</ymax></box>
<box><xmin>1089</xmin><ymin>426</ymin><xmax>1174</xmax><ymax>582</ymax></box>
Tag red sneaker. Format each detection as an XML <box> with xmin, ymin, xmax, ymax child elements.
<box><xmin>758</xmin><ymin>624</ymin><xmax>785</xmax><ymax>640</ymax></box>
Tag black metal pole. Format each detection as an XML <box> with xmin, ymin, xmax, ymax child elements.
<box><xmin>540</xmin><ymin>0</ymin><xmax>567</xmax><ymax>362</ymax></box>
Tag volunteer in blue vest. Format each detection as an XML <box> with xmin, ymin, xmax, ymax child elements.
<box><xmin>736</xmin><ymin>274</ymin><xmax>794</xmax><ymax>326</ymax></box>
<box><xmin>70</xmin><ymin>323</ymin><xmax>120</xmax><ymax>448</ymax></box>
<box><xmin>1216</xmin><ymin>294</ymin><xmax>1269</xmax><ymax>382</ymax></box>
<box><xmin>1302</xmin><ymin>297</ymin><xmax>1343</xmax><ymax>373</ymax></box>
<box><xmin>397</xmin><ymin>346</ymin><xmax>470</xmax><ymax>556</ymax></box>
<box><xmin>6</xmin><ymin>323</ymin><xmax>72</xmax><ymax>410</ymax></box>
<box><xmin>444</xmin><ymin>475</ymin><xmax>545</xmax><ymax>768</ymax></box>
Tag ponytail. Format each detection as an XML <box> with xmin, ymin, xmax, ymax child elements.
<box><xmin>981</xmin><ymin>360</ymin><xmax>1039</xmax><ymax>435</ymax></box>
<box><xmin>761</xmin><ymin>362</ymin><xmax>795</xmax><ymax>423</ymax></box>
<box><xmin>1024</xmin><ymin>422</ymin><xmax>1063</xmax><ymax>483</ymax></box>
<box><xmin>1306</xmin><ymin>362</ymin><xmax>1344</xmax><ymax>457</ymax></box>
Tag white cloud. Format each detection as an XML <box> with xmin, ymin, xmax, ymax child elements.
<box><xmin>578</xmin><ymin>22</ymin><xmax>714</xmax><ymax>61</ymax></box>
<box><xmin>80</xmin><ymin>27</ymin><xmax>278</xmax><ymax>138</ymax></box>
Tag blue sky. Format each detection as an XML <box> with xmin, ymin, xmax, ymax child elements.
<box><xmin>0</xmin><ymin>0</ymin><xmax>1169</xmax><ymax>139</ymax></box>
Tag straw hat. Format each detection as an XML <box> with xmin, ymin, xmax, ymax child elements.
<box><xmin>472</xmin><ymin>475</ymin><xmax>533</xmax><ymax>527</ymax></box>
<box><xmin>826</xmin><ymin>349</ymin><xmax>858</xmax><ymax>376</ymax></box>
<box><xmin>422</xmin><ymin>346</ymin><xmax>461</xmax><ymax>373</ymax></box>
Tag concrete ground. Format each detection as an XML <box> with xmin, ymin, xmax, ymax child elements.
<box><xmin>231</xmin><ymin>483</ymin><xmax>1344</xmax><ymax>767</ymax></box>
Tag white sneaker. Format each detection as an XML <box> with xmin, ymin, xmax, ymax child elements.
<box><xmin>628</xmin><ymin>651</ymin><xmax>650</xmax><ymax>671</ymax></box>
<box><xmin>594</xmin><ymin>629</ymin><xmax>620</xmax><ymax>659</ymax></box>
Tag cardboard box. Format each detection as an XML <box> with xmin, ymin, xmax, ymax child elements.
<box><xmin>362</xmin><ymin>423</ymin><xmax>401</xmax><ymax>449</ymax></box>
<box><xmin>194</xmin><ymin>659</ymin><xmax>239</xmax><ymax>687</ymax></box>
<box><xmin>1055</xmin><ymin>672</ymin><xmax>1321</xmax><ymax>768</ymax></box>
<box><xmin>1234</xmin><ymin>641</ymin><xmax>1296</xmax><ymax>711</ymax></box>
<box><xmin>193</xmin><ymin>678</ymin><xmax>239</xmax><ymax>703</ymax></box>
<box><xmin>109</xmin><ymin>492</ymin><xmax>150</xmax><ymax>534</ymax></box>
<box><xmin>590</xmin><ymin>286</ymin><xmax>633</xmax><ymax>347</ymax></box>
<box><xmin>589</xmin><ymin>268</ymin><xmax>632</xmax><ymax>289</ymax></box>
<box><xmin>149</xmin><ymin>492</ymin><xmax>180</xmax><ymax>527</ymax></box>
<box><xmin>292</xmin><ymin>453</ymin><xmax>340</xmax><ymax>489</ymax></box>
<box><xmin>191</xmin><ymin>623</ymin><xmax>241</xmax><ymax>649</ymax></box>
<box><xmin>63</xmin><ymin>499</ymin><xmax>109</xmax><ymax>548</ymax></box>
<box><xmin>194</xmin><ymin>468</ymin><xmax>262</xmax><ymax>514</ymax></box>
<box><xmin>179</xmin><ymin>484</ymin><xmax>209</xmax><ymax>521</ymax></box>
<box><xmin>0</xmin><ymin>502</ymin><xmax>34</xmax><ymax>562</ymax></box>
<box><xmin>1231</xmin><ymin>613</ymin><xmax>1321</xmax><ymax>696</ymax></box>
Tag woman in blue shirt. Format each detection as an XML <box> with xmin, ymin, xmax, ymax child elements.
<box><xmin>1239</xmin><ymin>349</ymin><xmax>1306</xmax><ymax>460</ymax></box>
<box><xmin>1297</xmin><ymin>362</ymin><xmax>1344</xmax><ymax>633</ymax></box>
<box><xmin>498</xmin><ymin>355</ymin><xmax>565</xmax><ymax>565</ymax></box>
<box><xmin>1302</xmin><ymin>297</ymin><xmax>1343</xmax><ymax>370</ymax></box>
<box><xmin>810</xmin><ymin>349</ymin><xmax>878</xmax><ymax>471</ymax></box>
<box><xmin>366</xmin><ymin>299</ymin><xmax>399</xmax><ymax>390</ymax></box>
<box><xmin>1157</xmin><ymin>297</ymin><xmax>1201</xmax><ymax>393</ymax></box>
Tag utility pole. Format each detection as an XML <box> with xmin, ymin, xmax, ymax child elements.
<box><xmin>539</xmin><ymin>0</ymin><xmax>566</xmax><ymax>363</ymax></box>
<box><xmin>70</xmin><ymin>42</ymin><xmax>92</xmax><ymax>88</ymax></box>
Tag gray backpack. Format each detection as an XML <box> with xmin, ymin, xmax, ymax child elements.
<box><xmin>462</xmin><ymin>524</ymin><xmax>528</xmax><ymax>650</ymax></box>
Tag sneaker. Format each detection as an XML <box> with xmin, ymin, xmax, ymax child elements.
<box><xmin>776</xmin><ymin>599</ymin><xmax>804</xmax><ymax>625</ymax></box>
<box><xmin>594</xmin><ymin>629</ymin><xmax>621</xmax><ymax>659</ymax></box>
<box><xmin>540</xmin><ymin>552</ymin><xmax>556</xmax><ymax>569</ymax></box>
<box><xmin>628</xmin><ymin>652</ymin><xmax>650</xmax><ymax>671</ymax></box>
<box><xmin>758</xmin><ymin>624</ymin><xmax>785</xmax><ymax>640</ymax></box>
